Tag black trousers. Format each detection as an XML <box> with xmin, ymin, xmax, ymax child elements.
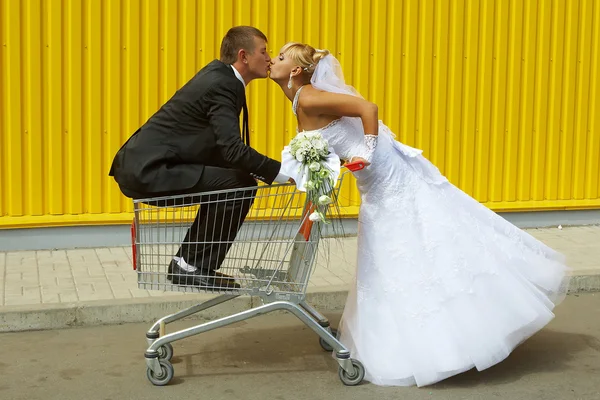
<box><xmin>124</xmin><ymin>166</ymin><xmax>257</xmax><ymax>273</ymax></box>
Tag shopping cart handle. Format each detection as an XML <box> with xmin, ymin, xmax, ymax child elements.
<box><xmin>345</xmin><ymin>160</ymin><xmax>366</xmax><ymax>171</ymax></box>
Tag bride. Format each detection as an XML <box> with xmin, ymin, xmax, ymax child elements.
<box><xmin>268</xmin><ymin>42</ymin><xmax>570</xmax><ymax>387</ymax></box>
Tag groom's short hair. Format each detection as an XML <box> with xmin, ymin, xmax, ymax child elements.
<box><xmin>220</xmin><ymin>26</ymin><xmax>268</xmax><ymax>64</ymax></box>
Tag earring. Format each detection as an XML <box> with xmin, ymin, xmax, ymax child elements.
<box><xmin>287</xmin><ymin>75</ymin><xmax>293</xmax><ymax>89</ymax></box>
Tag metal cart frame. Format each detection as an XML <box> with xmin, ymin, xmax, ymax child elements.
<box><xmin>131</xmin><ymin>172</ymin><xmax>365</xmax><ymax>386</ymax></box>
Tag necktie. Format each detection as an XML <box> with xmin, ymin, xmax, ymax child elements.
<box><xmin>242</xmin><ymin>99</ymin><xmax>250</xmax><ymax>146</ymax></box>
<box><xmin>229</xmin><ymin>64</ymin><xmax>251</xmax><ymax>146</ymax></box>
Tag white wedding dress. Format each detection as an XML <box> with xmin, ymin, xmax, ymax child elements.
<box><xmin>281</xmin><ymin>55</ymin><xmax>569</xmax><ymax>387</ymax></box>
<box><xmin>297</xmin><ymin>114</ymin><xmax>570</xmax><ymax>387</ymax></box>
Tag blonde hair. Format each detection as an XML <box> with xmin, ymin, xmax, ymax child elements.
<box><xmin>281</xmin><ymin>42</ymin><xmax>330</xmax><ymax>78</ymax></box>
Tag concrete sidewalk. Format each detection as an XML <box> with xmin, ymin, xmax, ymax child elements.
<box><xmin>1</xmin><ymin>225</ymin><xmax>599</xmax><ymax>332</ymax></box>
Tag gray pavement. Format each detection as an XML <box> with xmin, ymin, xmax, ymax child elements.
<box><xmin>0</xmin><ymin>293</ymin><xmax>598</xmax><ymax>400</ymax></box>
<box><xmin>1</xmin><ymin>225</ymin><xmax>600</xmax><ymax>332</ymax></box>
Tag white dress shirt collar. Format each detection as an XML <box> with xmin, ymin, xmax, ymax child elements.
<box><xmin>230</xmin><ymin>65</ymin><xmax>246</xmax><ymax>88</ymax></box>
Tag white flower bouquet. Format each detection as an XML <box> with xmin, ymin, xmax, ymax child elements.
<box><xmin>280</xmin><ymin>131</ymin><xmax>341</xmax><ymax>223</ymax></box>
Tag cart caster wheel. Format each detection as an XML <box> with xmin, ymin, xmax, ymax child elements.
<box><xmin>319</xmin><ymin>329</ymin><xmax>338</xmax><ymax>352</ymax></box>
<box><xmin>338</xmin><ymin>359</ymin><xmax>365</xmax><ymax>386</ymax></box>
<box><xmin>147</xmin><ymin>360</ymin><xmax>174</xmax><ymax>386</ymax></box>
<box><xmin>157</xmin><ymin>343</ymin><xmax>173</xmax><ymax>361</ymax></box>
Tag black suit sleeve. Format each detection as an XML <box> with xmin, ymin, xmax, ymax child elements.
<box><xmin>205</xmin><ymin>84</ymin><xmax>281</xmax><ymax>184</ymax></box>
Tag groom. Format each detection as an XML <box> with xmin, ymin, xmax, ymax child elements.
<box><xmin>109</xmin><ymin>26</ymin><xmax>289</xmax><ymax>289</ymax></box>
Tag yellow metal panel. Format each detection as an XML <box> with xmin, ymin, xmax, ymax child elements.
<box><xmin>489</xmin><ymin>0</ymin><xmax>509</xmax><ymax>203</ymax></box>
<box><xmin>474</xmin><ymin>0</ymin><xmax>494</xmax><ymax>203</ymax></box>
<box><xmin>161</xmin><ymin>0</ymin><xmax>179</xmax><ymax>105</ymax></box>
<box><xmin>198</xmin><ymin>0</ymin><xmax>216</xmax><ymax>68</ymax></box>
<box><xmin>105</xmin><ymin>0</ymin><xmax>123</xmax><ymax>214</ymax></box>
<box><xmin>460</xmin><ymin>0</ymin><xmax>479</xmax><ymax>195</ymax></box>
<box><xmin>1</xmin><ymin>0</ymin><xmax>600</xmax><ymax>229</ymax></box>
<box><xmin>370</xmin><ymin>0</ymin><xmax>387</xmax><ymax>111</ymax></box>
<box><xmin>446</xmin><ymin>0</ymin><xmax>465</xmax><ymax>186</ymax></box>
<box><xmin>141</xmin><ymin>0</ymin><xmax>159</xmax><ymax>122</ymax></box>
<box><xmin>532</xmin><ymin>0</ymin><xmax>553</xmax><ymax>202</ymax></box>
<box><xmin>546</xmin><ymin>0</ymin><xmax>566</xmax><ymax>201</ymax></box>
<box><xmin>248</xmin><ymin>0</ymin><xmax>269</xmax><ymax>173</ymax></box>
<box><xmin>84</xmin><ymin>0</ymin><xmax>103</xmax><ymax>215</ymax></box>
<box><xmin>384</xmin><ymin>0</ymin><xmax>403</xmax><ymax>134</ymax></box>
<box><xmin>559</xmin><ymin>0</ymin><xmax>578</xmax><ymax>201</ymax></box>
<box><xmin>587</xmin><ymin>0</ymin><xmax>600</xmax><ymax>200</ymax></box>
<box><xmin>0</xmin><ymin>1</ymin><xmax>3</xmax><ymax>218</ymax></box>
<box><xmin>430</xmin><ymin>0</ymin><xmax>449</xmax><ymax>174</ymax></box>
<box><xmin>233</xmin><ymin>0</ymin><xmax>250</xmax><ymax>25</ymax></box>
<box><xmin>4</xmin><ymin>0</ymin><xmax>23</xmax><ymax>217</ymax></box>
<box><xmin>322</xmin><ymin>0</ymin><xmax>339</xmax><ymax>68</ymax></box>
<box><xmin>504</xmin><ymin>0</ymin><xmax>524</xmax><ymax>203</ymax></box>
<box><xmin>573</xmin><ymin>0</ymin><xmax>594</xmax><ymax>200</ymax></box>
<box><xmin>123</xmin><ymin>0</ymin><xmax>141</xmax><ymax>214</ymax></box>
<box><xmin>517</xmin><ymin>0</ymin><xmax>538</xmax><ymax>203</ymax></box>
<box><xmin>417</xmin><ymin>0</ymin><xmax>434</xmax><ymax>156</ymax></box>
<box><xmin>267</xmin><ymin>0</ymin><xmax>287</xmax><ymax>159</ymax></box>
<box><xmin>217</xmin><ymin>0</ymin><xmax>234</xmax><ymax>35</ymax></box>
<box><xmin>46</xmin><ymin>0</ymin><xmax>64</xmax><ymax>215</ymax></box>
<box><xmin>24</xmin><ymin>0</ymin><xmax>43</xmax><ymax>217</ymax></box>
<box><xmin>180</xmin><ymin>0</ymin><xmax>199</xmax><ymax>88</ymax></box>
<box><xmin>66</xmin><ymin>0</ymin><xmax>83</xmax><ymax>215</ymax></box>
<box><xmin>401</xmin><ymin>0</ymin><xmax>418</xmax><ymax>152</ymax></box>
<box><xmin>305</xmin><ymin>0</ymin><xmax>322</xmax><ymax>46</ymax></box>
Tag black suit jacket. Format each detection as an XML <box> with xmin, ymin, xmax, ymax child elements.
<box><xmin>109</xmin><ymin>60</ymin><xmax>281</xmax><ymax>195</ymax></box>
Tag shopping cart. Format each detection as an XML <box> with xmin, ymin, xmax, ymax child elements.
<box><xmin>131</xmin><ymin>169</ymin><xmax>365</xmax><ymax>387</ymax></box>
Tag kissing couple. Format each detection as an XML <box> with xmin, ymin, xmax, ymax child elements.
<box><xmin>109</xmin><ymin>26</ymin><xmax>570</xmax><ymax>387</ymax></box>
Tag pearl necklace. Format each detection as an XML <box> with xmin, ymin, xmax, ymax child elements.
<box><xmin>292</xmin><ymin>85</ymin><xmax>306</xmax><ymax>116</ymax></box>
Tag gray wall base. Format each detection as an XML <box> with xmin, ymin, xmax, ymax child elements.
<box><xmin>1</xmin><ymin>210</ymin><xmax>599</xmax><ymax>252</ymax></box>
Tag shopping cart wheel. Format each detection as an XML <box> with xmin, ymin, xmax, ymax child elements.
<box><xmin>338</xmin><ymin>359</ymin><xmax>365</xmax><ymax>386</ymax></box>
<box><xmin>157</xmin><ymin>343</ymin><xmax>173</xmax><ymax>361</ymax></box>
<box><xmin>319</xmin><ymin>329</ymin><xmax>338</xmax><ymax>352</ymax></box>
<box><xmin>146</xmin><ymin>360</ymin><xmax>174</xmax><ymax>386</ymax></box>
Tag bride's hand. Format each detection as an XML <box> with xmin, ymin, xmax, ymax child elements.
<box><xmin>347</xmin><ymin>157</ymin><xmax>371</xmax><ymax>167</ymax></box>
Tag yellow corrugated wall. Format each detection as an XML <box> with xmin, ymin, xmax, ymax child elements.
<box><xmin>1</xmin><ymin>0</ymin><xmax>599</xmax><ymax>229</ymax></box>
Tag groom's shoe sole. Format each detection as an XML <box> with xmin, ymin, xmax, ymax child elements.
<box><xmin>167</xmin><ymin>260</ymin><xmax>241</xmax><ymax>290</ymax></box>
<box><xmin>167</xmin><ymin>260</ymin><xmax>237</xmax><ymax>280</ymax></box>
<box><xmin>167</xmin><ymin>260</ymin><xmax>234</xmax><ymax>278</ymax></box>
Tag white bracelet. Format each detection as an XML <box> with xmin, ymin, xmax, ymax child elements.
<box><xmin>352</xmin><ymin>134</ymin><xmax>378</xmax><ymax>162</ymax></box>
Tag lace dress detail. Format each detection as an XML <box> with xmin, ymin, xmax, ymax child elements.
<box><xmin>305</xmin><ymin>116</ymin><xmax>570</xmax><ymax>387</ymax></box>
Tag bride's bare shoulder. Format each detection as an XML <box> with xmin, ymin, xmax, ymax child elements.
<box><xmin>300</xmin><ymin>85</ymin><xmax>325</xmax><ymax>98</ymax></box>
<box><xmin>298</xmin><ymin>86</ymin><xmax>331</xmax><ymax>108</ymax></box>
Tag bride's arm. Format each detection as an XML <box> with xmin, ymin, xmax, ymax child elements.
<box><xmin>300</xmin><ymin>89</ymin><xmax>379</xmax><ymax>164</ymax></box>
<box><xmin>299</xmin><ymin>90</ymin><xmax>379</xmax><ymax>136</ymax></box>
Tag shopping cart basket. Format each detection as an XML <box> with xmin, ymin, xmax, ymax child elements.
<box><xmin>132</xmin><ymin>170</ymin><xmax>365</xmax><ymax>387</ymax></box>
